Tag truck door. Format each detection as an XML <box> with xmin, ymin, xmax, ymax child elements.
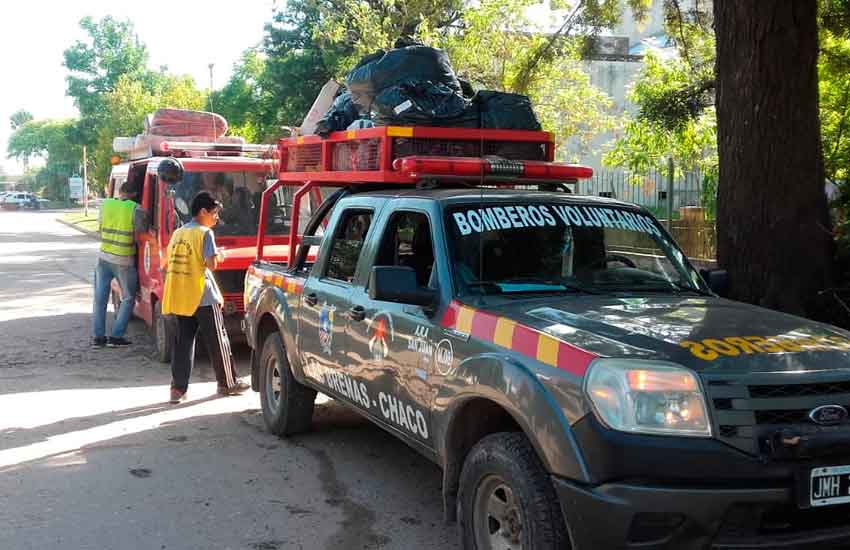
<box><xmin>137</xmin><ymin>172</ymin><xmax>162</xmax><ymax>323</ymax></box>
<box><xmin>300</xmin><ymin>205</ymin><xmax>377</xmax><ymax>410</ymax></box>
<box><xmin>347</xmin><ymin>206</ymin><xmax>441</xmax><ymax>446</ymax></box>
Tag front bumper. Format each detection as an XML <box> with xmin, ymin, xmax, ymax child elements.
<box><xmin>554</xmin><ymin>477</ymin><xmax>850</xmax><ymax>549</ymax></box>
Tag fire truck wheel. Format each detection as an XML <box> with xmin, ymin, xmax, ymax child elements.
<box><xmin>153</xmin><ymin>301</ymin><xmax>174</xmax><ymax>364</ymax></box>
<box><xmin>259</xmin><ymin>332</ymin><xmax>316</xmax><ymax>436</ymax></box>
<box><xmin>458</xmin><ymin>432</ymin><xmax>571</xmax><ymax>550</ymax></box>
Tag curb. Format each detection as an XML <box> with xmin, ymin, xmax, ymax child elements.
<box><xmin>56</xmin><ymin>217</ymin><xmax>99</xmax><ymax>239</ymax></box>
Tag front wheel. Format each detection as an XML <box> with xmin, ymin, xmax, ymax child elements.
<box><xmin>152</xmin><ymin>301</ymin><xmax>174</xmax><ymax>364</ymax></box>
<box><xmin>458</xmin><ymin>432</ymin><xmax>570</xmax><ymax>550</ymax></box>
<box><xmin>259</xmin><ymin>332</ymin><xmax>316</xmax><ymax>436</ymax></box>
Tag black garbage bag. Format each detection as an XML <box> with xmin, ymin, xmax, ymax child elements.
<box><xmin>474</xmin><ymin>91</ymin><xmax>541</xmax><ymax>131</ymax></box>
<box><xmin>315</xmin><ymin>92</ymin><xmax>361</xmax><ymax>137</ymax></box>
<box><xmin>346</xmin><ymin>45</ymin><xmax>461</xmax><ymax>113</ymax></box>
<box><xmin>371</xmin><ymin>80</ymin><xmax>477</xmax><ymax>127</ymax></box>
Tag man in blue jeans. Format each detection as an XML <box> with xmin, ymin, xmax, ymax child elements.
<box><xmin>92</xmin><ymin>189</ymin><xmax>142</xmax><ymax>348</ymax></box>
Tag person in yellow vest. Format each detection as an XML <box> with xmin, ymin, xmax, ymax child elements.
<box><xmin>92</xmin><ymin>188</ymin><xmax>140</xmax><ymax>348</ymax></box>
<box><xmin>161</xmin><ymin>189</ymin><xmax>249</xmax><ymax>404</ymax></box>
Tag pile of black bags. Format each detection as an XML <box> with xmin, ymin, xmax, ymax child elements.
<box><xmin>314</xmin><ymin>39</ymin><xmax>542</xmax><ymax>136</ymax></box>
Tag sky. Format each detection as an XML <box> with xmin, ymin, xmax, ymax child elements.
<box><xmin>0</xmin><ymin>0</ymin><xmax>277</xmax><ymax>174</ymax></box>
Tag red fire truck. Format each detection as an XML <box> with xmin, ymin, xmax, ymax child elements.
<box><xmin>106</xmin><ymin>113</ymin><xmax>325</xmax><ymax>362</ymax></box>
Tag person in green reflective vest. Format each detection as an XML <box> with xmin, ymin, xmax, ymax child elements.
<box><xmin>92</xmin><ymin>188</ymin><xmax>142</xmax><ymax>348</ymax></box>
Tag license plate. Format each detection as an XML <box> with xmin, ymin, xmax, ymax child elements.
<box><xmin>811</xmin><ymin>465</ymin><xmax>850</xmax><ymax>507</ymax></box>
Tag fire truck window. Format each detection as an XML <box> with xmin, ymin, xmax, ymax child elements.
<box><xmin>375</xmin><ymin>212</ymin><xmax>435</xmax><ymax>288</ymax></box>
<box><xmin>172</xmin><ymin>171</ymin><xmax>285</xmax><ymax>236</ymax></box>
<box><xmin>148</xmin><ymin>175</ymin><xmax>159</xmax><ymax>230</ymax></box>
<box><xmin>120</xmin><ymin>164</ymin><xmax>144</xmax><ymax>201</ymax></box>
<box><xmin>324</xmin><ymin>209</ymin><xmax>373</xmax><ymax>283</ymax></box>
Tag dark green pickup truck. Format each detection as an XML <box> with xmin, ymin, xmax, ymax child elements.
<box><xmin>244</xmin><ymin>185</ymin><xmax>850</xmax><ymax>550</ymax></box>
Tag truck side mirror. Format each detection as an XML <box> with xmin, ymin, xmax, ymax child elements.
<box><xmin>369</xmin><ymin>266</ymin><xmax>436</xmax><ymax>308</ymax></box>
<box><xmin>699</xmin><ymin>268</ymin><xmax>728</xmax><ymax>296</ymax></box>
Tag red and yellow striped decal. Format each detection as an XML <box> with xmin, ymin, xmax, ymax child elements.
<box><xmin>247</xmin><ymin>266</ymin><xmax>304</xmax><ymax>295</ymax></box>
<box><xmin>441</xmin><ymin>300</ymin><xmax>597</xmax><ymax>377</ymax></box>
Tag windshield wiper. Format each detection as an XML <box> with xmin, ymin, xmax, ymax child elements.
<box><xmin>609</xmin><ymin>281</ymin><xmax>711</xmax><ymax>296</ymax></box>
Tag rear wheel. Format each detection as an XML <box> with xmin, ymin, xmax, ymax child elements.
<box><xmin>259</xmin><ymin>332</ymin><xmax>316</xmax><ymax>436</ymax></box>
<box><xmin>152</xmin><ymin>300</ymin><xmax>174</xmax><ymax>364</ymax></box>
<box><xmin>458</xmin><ymin>432</ymin><xmax>570</xmax><ymax>550</ymax></box>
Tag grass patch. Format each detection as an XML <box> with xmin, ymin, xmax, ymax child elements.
<box><xmin>60</xmin><ymin>211</ymin><xmax>99</xmax><ymax>233</ymax></box>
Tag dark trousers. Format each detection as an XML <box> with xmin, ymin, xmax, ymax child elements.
<box><xmin>171</xmin><ymin>305</ymin><xmax>240</xmax><ymax>392</ymax></box>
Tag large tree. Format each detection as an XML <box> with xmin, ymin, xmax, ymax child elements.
<box><xmin>63</xmin><ymin>15</ymin><xmax>149</xmax><ymax>139</ymax></box>
<box><xmin>714</xmin><ymin>1</ymin><xmax>834</xmax><ymax>318</ymax></box>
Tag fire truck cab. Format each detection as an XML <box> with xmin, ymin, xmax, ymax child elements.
<box><xmin>106</xmin><ymin>135</ymin><xmax>308</xmax><ymax>362</ymax></box>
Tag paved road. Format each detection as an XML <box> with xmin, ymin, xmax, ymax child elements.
<box><xmin>0</xmin><ymin>210</ymin><xmax>456</xmax><ymax>550</ymax></box>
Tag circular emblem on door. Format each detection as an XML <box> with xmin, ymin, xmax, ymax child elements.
<box><xmin>809</xmin><ymin>405</ymin><xmax>848</xmax><ymax>426</ymax></box>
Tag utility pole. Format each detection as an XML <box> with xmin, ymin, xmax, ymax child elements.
<box><xmin>83</xmin><ymin>146</ymin><xmax>89</xmax><ymax>217</ymax></box>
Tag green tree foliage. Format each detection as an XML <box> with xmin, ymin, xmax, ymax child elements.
<box><xmin>63</xmin><ymin>16</ymin><xmax>149</xmax><ymax>142</ymax></box>
<box><xmin>262</xmin><ymin>0</ymin><xmax>354</xmax><ymax>129</ymax></box>
<box><xmin>821</xmin><ymin>25</ymin><xmax>850</xmax><ymax>185</ymax></box>
<box><xmin>605</xmin><ymin>1</ymin><xmax>850</xmax><ymax>209</ymax></box>
<box><xmin>9</xmin><ymin>110</ymin><xmax>33</xmax><ymax>131</ymax></box>
<box><xmin>440</xmin><ymin>0</ymin><xmax>623</xmax><ymax>157</ymax></box>
<box><xmin>7</xmin><ymin>119</ymin><xmax>83</xmax><ymax>200</ymax></box>
<box><xmin>603</xmin><ymin>53</ymin><xmax>718</xmax><ymax>215</ymax></box>
<box><xmin>211</xmin><ymin>49</ymin><xmax>276</xmax><ymax>142</ymax></box>
<box><xmin>89</xmin><ymin>74</ymin><xmax>207</xmax><ymax>190</ymax></box>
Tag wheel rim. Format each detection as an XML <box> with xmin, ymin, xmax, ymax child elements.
<box><xmin>473</xmin><ymin>475</ymin><xmax>524</xmax><ymax>550</ymax></box>
<box><xmin>265</xmin><ymin>355</ymin><xmax>282</xmax><ymax>413</ymax></box>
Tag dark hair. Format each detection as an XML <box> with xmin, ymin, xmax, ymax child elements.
<box><xmin>191</xmin><ymin>191</ymin><xmax>222</xmax><ymax>216</ymax></box>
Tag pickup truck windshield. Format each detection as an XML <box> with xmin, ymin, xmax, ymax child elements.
<box><xmin>173</xmin><ymin>171</ymin><xmax>288</xmax><ymax>236</ymax></box>
<box><xmin>446</xmin><ymin>202</ymin><xmax>707</xmax><ymax>296</ymax></box>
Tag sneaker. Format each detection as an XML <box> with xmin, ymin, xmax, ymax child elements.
<box><xmin>169</xmin><ymin>389</ymin><xmax>187</xmax><ymax>404</ymax></box>
<box><xmin>217</xmin><ymin>381</ymin><xmax>250</xmax><ymax>396</ymax></box>
<box><xmin>91</xmin><ymin>337</ymin><xmax>107</xmax><ymax>348</ymax></box>
<box><xmin>107</xmin><ymin>337</ymin><xmax>132</xmax><ymax>347</ymax></box>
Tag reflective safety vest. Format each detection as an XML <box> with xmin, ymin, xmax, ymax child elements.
<box><xmin>162</xmin><ymin>224</ymin><xmax>209</xmax><ymax>316</ymax></box>
<box><xmin>100</xmin><ymin>198</ymin><xmax>137</xmax><ymax>257</ymax></box>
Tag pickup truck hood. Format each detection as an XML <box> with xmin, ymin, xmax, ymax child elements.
<box><xmin>485</xmin><ymin>295</ymin><xmax>850</xmax><ymax>374</ymax></box>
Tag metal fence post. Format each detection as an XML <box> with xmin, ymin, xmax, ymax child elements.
<box><xmin>666</xmin><ymin>157</ymin><xmax>674</xmax><ymax>231</ymax></box>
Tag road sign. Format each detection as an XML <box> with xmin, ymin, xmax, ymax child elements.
<box><xmin>69</xmin><ymin>176</ymin><xmax>83</xmax><ymax>200</ymax></box>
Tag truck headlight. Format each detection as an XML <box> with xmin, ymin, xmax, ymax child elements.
<box><xmin>584</xmin><ymin>359</ymin><xmax>711</xmax><ymax>437</ymax></box>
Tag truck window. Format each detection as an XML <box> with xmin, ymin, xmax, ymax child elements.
<box><xmin>172</xmin><ymin>171</ymin><xmax>283</xmax><ymax>236</ymax></box>
<box><xmin>148</xmin><ymin>174</ymin><xmax>159</xmax><ymax>230</ymax></box>
<box><xmin>324</xmin><ymin>209</ymin><xmax>373</xmax><ymax>283</ymax></box>
<box><xmin>374</xmin><ymin>211</ymin><xmax>435</xmax><ymax>288</ymax></box>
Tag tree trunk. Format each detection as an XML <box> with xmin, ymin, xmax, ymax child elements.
<box><xmin>714</xmin><ymin>0</ymin><xmax>834</xmax><ymax>319</ymax></box>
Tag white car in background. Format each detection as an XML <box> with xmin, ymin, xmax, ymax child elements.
<box><xmin>1</xmin><ymin>192</ymin><xmax>43</xmax><ymax>209</ymax></box>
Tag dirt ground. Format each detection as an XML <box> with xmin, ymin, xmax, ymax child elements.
<box><xmin>0</xmin><ymin>210</ymin><xmax>459</xmax><ymax>550</ymax></box>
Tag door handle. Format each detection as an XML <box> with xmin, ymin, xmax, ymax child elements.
<box><xmin>305</xmin><ymin>293</ymin><xmax>318</xmax><ymax>307</ymax></box>
<box><xmin>348</xmin><ymin>305</ymin><xmax>366</xmax><ymax>322</ymax></box>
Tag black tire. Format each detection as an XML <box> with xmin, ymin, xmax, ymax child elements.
<box><xmin>152</xmin><ymin>300</ymin><xmax>174</xmax><ymax>364</ymax></box>
<box><xmin>458</xmin><ymin>432</ymin><xmax>570</xmax><ymax>550</ymax></box>
<box><xmin>259</xmin><ymin>332</ymin><xmax>316</xmax><ymax>436</ymax></box>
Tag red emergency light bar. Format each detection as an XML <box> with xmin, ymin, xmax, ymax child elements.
<box><xmin>392</xmin><ymin>156</ymin><xmax>593</xmax><ymax>181</ymax></box>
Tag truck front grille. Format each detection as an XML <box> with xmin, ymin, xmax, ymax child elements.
<box><xmin>704</xmin><ymin>374</ymin><xmax>850</xmax><ymax>456</ymax></box>
<box><xmin>749</xmin><ymin>381</ymin><xmax>850</xmax><ymax>398</ymax></box>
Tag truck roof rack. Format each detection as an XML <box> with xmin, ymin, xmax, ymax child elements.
<box><xmin>258</xmin><ymin>125</ymin><xmax>594</xmax><ymax>262</ymax></box>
